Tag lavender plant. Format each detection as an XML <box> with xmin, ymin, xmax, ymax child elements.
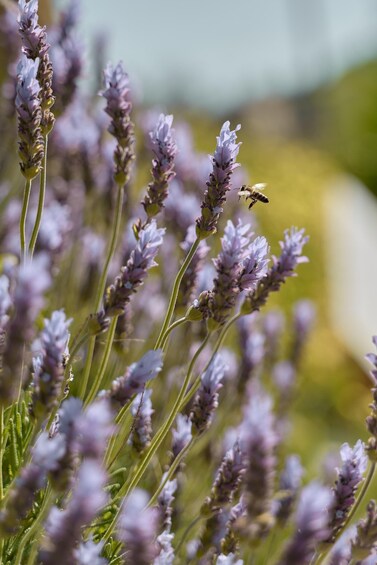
<box><xmin>0</xmin><ymin>2</ymin><xmax>375</xmax><ymax>564</ymax></box>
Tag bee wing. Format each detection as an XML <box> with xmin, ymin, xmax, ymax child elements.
<box><xmin>252</xmin><ymin>183</ymin><xmax>267</xmax><ymax>191</ymax></box>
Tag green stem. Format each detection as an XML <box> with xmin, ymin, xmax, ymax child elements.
<box><xmin>28</xmin><ymin>135</ymin><xmax>48</xmax><ymax>258</ymax></box>
<box><xmin>154</xmin><ymin>238</ymin><xmax>200</xmax><ymax>350</ymax></box>
<box><xmin>79</xmin><ymin>182</ymin><xmax>125</xmax><ymax>399</ymax></box>
<box><xmin>20</xmin><ymin>178</ymin><xmax>32</xmax><ymax>262</ymax></box>
<box><xmin>147</xmin><ymin>437</ymin><xmax>195</xmax><ymax>509</ymax></box>
<box><xmin>106</xmin><ymin>401</ymin><xmax>132</xmax><ymax>469</ymax></box>
<box><xmin>84</xmin><ymin>317</ymin><xmax>118</xmax><ymax>407</ymax></box>
<box><xmin>160</xmin><ymin>317</ymin><xmax>187</xmax><ymax>351</ymax></box>
<box><xmin>102</xmin><ymin>333</ymin><xmax>211</xmax><ymax>543</ymax></box>
<box><xmin>176</xmin><ymin>515</ymin><xmax>203</xmax><ymax>555</ymax></box>
<box><xmin>14</xmin><ymin>486</ymin><xmax>53</xmax><ymax>565</ymax></box>
<box><xmin>313</xmin><ymin>461</ymin><xmax>376</xmax><ymax>565</ymax></box>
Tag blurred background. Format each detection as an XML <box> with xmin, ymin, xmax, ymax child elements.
<box><xmin>2</xmin><ymin>0</ymin><xmax>377</xmax><ymax>479</ymax></box>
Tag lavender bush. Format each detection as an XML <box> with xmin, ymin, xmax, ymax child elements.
<box><xmin>0</xmin><ymin>2</ymin><xmax>375</xmax><ymax>564</ymax></box>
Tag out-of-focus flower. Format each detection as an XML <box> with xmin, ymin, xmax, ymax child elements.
<box><xmin>0</xmin><ymin>432</ymin><xmax>65</xmax><ymax>537</ymax></box>
<box><xmin>278</xmin><ymin>482</ymin><xmax>334</xmax><ymax>565</ymax></box>
<box><xmin>31</xmin><ymin>309</ymin><xmax>71</xmax><ymax>421</ymax></box>
<box><xmin>157</xmin><ymin>477</ymin><xmax>177</xmax><ymax>531</ymax></box>
<box><xmin>100</xmin><ymin>61</ymin><xmax>135</xmax><ymax>185</ymax></box>
<box><xmin>74</xmin><ymin>538</ymin><xmax>107</xmax><ymax>565</ymax></box>
<box><xmin>196</xmin><ymin>121</ymin><xmax>241</xmax><ymax>239</ymax></box>
<box><xmin>1</xmin><ymin>255</ymin><xmax>51</xmax><ymax>405</ymax></box>
<box><xmin>291</xmin><ymin>299</ymin><xmax>315</xmax><ymax>367</ymax></box>
<box><xmin>171</xmin><ymin>414</ymin><xmax>192</xmax><ymax>459</ymax></box>
<box><xmin>129</xmin><ymin>389</ymin><xmax>154</xmax><ymax>453</ymax></box>
<box><xmin>107</xmin><ymin>350</ymin><xmax>163</xmax><ymax>407</ymax></box>
<box><xmin>74</xmin><ymin>398</ymin><xmax>114</xmax><ymax>459</ymax></box>
<box><xmin>117</xmin><ymin>488</ymin><xmax>159</xmax><ymax>564</ymax></box>
<box><xmin>216</xmin><ymin>553</ymin><xmax>244</xmax><ymax>565</ymax></box>
<box><xmin>191</xmin><ymin>354</ymin><xmax>226</xmax><ymax>434</ymax></box>
<box><xmin>40</xmin><ymin>460</ymin><xmax>108</xmax><ymax>565</ymax></box>
<box><xmin>274</xmin><ymin>455</ymin><xmax>304</xmax><ymax>524</ymax></box>
<box><xmin>154</xmin><ymin>531</ymin><xmax>175</xmax><ymax>565</ymax></box>
<box><xmin>350</xmin><ymin>500</ymin><xmax>377</xmax><ymax>563</ymax></box>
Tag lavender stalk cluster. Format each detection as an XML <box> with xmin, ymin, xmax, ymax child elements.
<box><xmin>190</xmin><ymin>354</ymin><xmax>226</xmax><ymax>434</ymax></box>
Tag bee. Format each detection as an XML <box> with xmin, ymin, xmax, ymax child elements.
<box><xmin>238</xmin><ymin>183</ymin><xmax>269</xmax><ymax>209</ymax></box>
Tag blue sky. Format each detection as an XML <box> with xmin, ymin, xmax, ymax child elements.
<box><xmin>56</xmin><ymin>0</ymin><xmax>377</xmax><ymax>111</ymax></box>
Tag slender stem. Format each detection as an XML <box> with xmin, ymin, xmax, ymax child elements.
<box><xmin>313</xmin><ymin>461</ymin><xmax>376</xmax><ymax>565</ymax></box>
<box><xmin>20</xmin><ymin>178</ymin><xmax>32</xmax><ymax>262</ymax></box>
<box><xmin>176</xmin><ymin>515</ymin><xmax>203</xmax><ymax>554</ymax></box>
<box><xmin>179</xmin><ymin>313</ymin><xmax>241</xmax><ymax>411</ymax></box>
<box><xmin>14</xmin><ymin>486</ymin><xmax>53</xmax><ymax>565</ymax></box>
<box><xmin>160</xmin><ymin>316</ymin><xmax>187</xmax><ymax>351</ymax></box>
<box><xmin>80</xmin><ymin>182</ymin><xmax>124</xmax><ymax>399</ymax></box>
<box><xmin>28</xmin><ymin>135</ymin><xmax>48</xmax><ymax>258</ymax></box>
<box><xmin>84</xmin><ymin>317</ymin><xmax>117</xmax><ymax>407</ymax></box>
<box><xmin>154</xmin><ymin>238</ymin><xmax>200</xmax><ymax>350</ymax></box>
<box><xmin>147</xmin><ymin>437</ymin><xmax>195</xmax><ymax>509</ymax></box>
<box><xmin>106</xmin><ymin>401</ymin><xmax>133</xmax><ymax>469</ymax></box>
<box><xmin>102</xmin><ymin>333</ymin><xmax>211</xmax><ymax>543</ymax></box>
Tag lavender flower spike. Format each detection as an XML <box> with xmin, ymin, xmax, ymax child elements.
<box><xmin>100</xmin><ymin>61</ymin><xmax>135</xmax><ymax>184</ymax></box>
<box><xmin>327</xmin><ymin>440</ymin><xmax>368</xmax><ymax>540</ymax></box>
<box><xmin>16</xmin><ymin>54</ymin><xmax>44</xmax><ymax>179</ymax></box>
<box><xmin>74</xmin><ymin>538</ymin><xmax>107</xmax><ymax>565</ymax></box>
<box><xmin>242</xmin><ymin>227</ymin><xmax>309</xmax><ymax>315</ymax></box>
<box><xmin>171</xmin><ymin>413</ymin><xmax>192</xmax><ymax>459</ymax></box>
<box><xmin>1</xmin><ymin>255</ymin><xmax>51</xmax><ymax>406</ymax></box>
<box><xmin>117</xmin><ymin>488</ymin><xmax>159</xmax><ymax>564</ymax></box>
<box><xmin>201</xmin><ymin>440</ymin><xmax>245</xmax><ymax>516</ymax></box>
<box><xmin>99</xmin><ymin>221</ymin><xmax>165</xmax><ymax>326</ymax></box>
<box><xmin>142</xmin><ymin>113</ymin><xmax>178</xmax><ymax>218</ymax></box>
<box><xmin>31</xmin><ymin>309</ymin><xmax>71</xmax><ymax>421</ymax></box>
<box><xmin>191</xmin><ymin>354</ymin><xmax>226</xmax><ymax>434</ymax></box>
<box><xmin>239</xmin><ymin>235</ymin><xmax>270</xmax><ymax>291</ymax></box>
<box><xmin>108</xmin><ymin>349</ymin><xmax>163</xmax><ymax>407</ymax></box>
<box><xmin>196</xmin><ymin>121</ymin><xmax>241</xmax><ymax>239</ymax></box>
<box><xmin>18</xmin><ymin>0</ymin><xmax>55</xmax><ymax>133</ymax></box>
<box><xmin>240</xmin><ymin>388</ymin><xmax>278</xmax><ymax>526</ymax></box>
<box><xmin>74</xmin><ymin>398</ymin><xmax>114</xmax><ymax>459</ymax></box>
<box><xmin>274</xmin><ymin>454</ymin><xmax>304</xmax><ymax>524</ymax></box>
<box><xmin>350</xmin><ymin>500</ymin><xmax>377</xmax><ymax>562</ymax></box>
<box><xmin>157</xmin><ymin>477</ymin><xmax>177</xmax><ymax>531</ymax></box>
<box><xmin>278</xmin><ymin>481</ymin><xmax>334</xmax><ymax>565</ymax></box>
<box><xmin>216</xmin><ymin>554</ymin><xmax>244</xmax><ymax>565</ymax></box>
<box><xmin>40</xmin><ymin>460</ymin><xmax>108</xmax><ymax>565</ymax></box>
<box><xmin>129</xmin><ymin>389</ymin><xmax>154</xmax><ymax>453</ymax></box>
<box><xmin>154</xmin><ymin>531</ymin><xmax>175</xmax><ymax>565</ymax></box>
<box><xmin>210</xmin><ymin>219</ymin><xmax>252</xmax><ymax>326</ymax></box>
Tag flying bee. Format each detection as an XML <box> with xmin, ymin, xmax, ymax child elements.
<box><xmin>238</xmin><ymin>183</ymin><xmax>269</xmax><ymax>209</ymax></box>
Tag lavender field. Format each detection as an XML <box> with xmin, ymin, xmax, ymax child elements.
<box><xmin>0</xmin><ymin>1</ymin><xmax>376</xmax><ymax>563</ymax></box>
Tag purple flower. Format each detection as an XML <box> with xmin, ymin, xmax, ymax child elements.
<box><xmin>171</xmin><ymin>414</ymin><xmax>192</xmax><ymax>459</ymax></box>
<box><xmin>196</xmin><ymin>121</ymin><xmax>241</xmax><ymax>239</ymax></box>
<box><xmin>210</xmin><ymin>219</ymin><xmax>252</xmax><ymax>326</ymax></box>
<box><xmin>100</xmin><ymin>61</ymin><xmax>134</xmax><ymax>185</ymax></box>
<box><xmin>263</xmin><ymin>309</ymin><xmax>285</xmax><ymax>363</ymax></box>
<box><xmin>100</xmin><ymin>221</ymin><xmax>165</xmax><ymax>324</ymax></box>
<box><xmin>74</xmin><ymin>538</ymin><xmax>107</xmax><ymax>565</ymax></box>
<box><xmin>31</xmin><ymin>309</ymin><xmax>71</xmax><ymax>420</ymax></box>
<box><xmin>0</xmin><ymin>275</ymin><xmax>12</xmax><ymax>328</ymax></box>
<box><xmin>1</xmin><ymin>255</ymin><xmax>51</xmax><ymax>405</ymax></box>
<box><xmin>291</xmin><ymin>299</ymin><xmax>315</xmax><ymax>367</ymax></box>
<box><xmin>202</xmin><ymin>441</ymin><xmax>245</xmax><ymax>515</ymax></box>
<box><xmin>239</xmin><ymin>236</ymin><xmax>270</xmax><ymax>291</ymax></box>
<box><xmin>41</xmin><ymin>461</ymin><xmax>107</xmax><ymax>565</ymax></box>
<box><xmin>239</xmin><ymin>388</ymin><xmax>278</xmax><ymax>525</ymax></box>
<box><xmin>157</xmin><ymin>477</ymin><xmax>177</xmax><ymax>531</ymax></box>
<box><xmin>191</xmin><ymin>354</ymin><xmax>226</xmax><ymax>434</ymax></box>
<box><xmin>350</xmin><ymin>500</ymin><xmax>377</xmax><ymax>562</ymax></box>
<box><xmin>129</xmin><ymin>389</ymin><xmax>154</xmax><ymax>453</ymax></box>
<box><xmin>327</xmin><ymin>440</ymin><xmax>368</xmax><ymax>539</ymax></box>
<box><xmin>142</xmin><ymin>114</ymin><xmax>178</xmax><ymax>218</ymax></box>
<box><xmin>328</xmin><ymin>527</ymin><xmax>355</xmax><ymax>565</ymax></box>
<box><xmin>274</xmin><ymin>455</ymin><xmax>304</xmax><ymax>524</ymax></box>
<box><xmin>154</xmin><ymin>531</ymin><xmax>175</xmax><ymax>565</ymax></box>
<box><xmin>366</xmin><ymin>336</ymin><xmax>377</xmax><ymax>383</ymax></box>
<box><xmin>242</xmin><ymin>227</ymin><xmax>309</xmax><ymax>315</ymax></box>
<box><xmin>16</xmin><ymin>54</ymin><xmax>44</xmax><ymax>179</ymax></box>
<box><xmin>117</xmin><ymin>489</ymin><xmax>159</xmax><ymax>565</ymax></box>
<box><xmin>108</xmin><ymin>349</ymin><xmax>163</xmax><ymax>407</ymax></box>
<box><xmin>278</xmin><ymin>482</ymin><xmax>333</xmax><ymax>565</ymax></box>
<box><xmin>18</xmin><ymin>0</ymin><xmax>49</xmax><ymax>60</ymax></box>
<box><xmin>74</xmin><ymin>399</ymin><xmax>114</xmax><ymax>459</ymax></box>
<box><xmin>0</xmin><ymin>433</ymin><xmax>65</xmax><ymax>537</ymax></box>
